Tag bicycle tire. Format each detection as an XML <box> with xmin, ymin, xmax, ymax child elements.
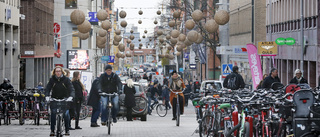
<box><xmin>225</xmin><ymin>123</ymin><xmax>241</xmax><ymax>137</ymax></box>
<box><xmin>56</xmin><ymin>115</ymin><xmax>61</xmax><ymax>137</ymax></box>
<box><xmin>132</xmin><ymin>96</ymin><xmax>147</xmax><ymax>114</ymax></box>
<box><xmin>176</xmin><ymin>103</ymin><xmax>180</xmax><ymax>126</ymax></box>
<box><xmin>199</xmin><ymin>114</ymin><xmax>214</xmax><ymax>137</ymax></box>
<box><xmin>4</xmin><ymin>107</ymin><xmax>8</xmax><ymax>125</ymax></box>
<box><xmin>108</xmin><ymin>108</ymin><xmax>112</xmax><ymax>135</ymax></box>
<box><xmin>244</xmin><ymin>122</ymin><xmax>250</xmax><ymax>137</ymax></box>
<box><xmin>79</xmin><ymin>105</ymin><xmax>89</xmax><ymax>120</ymax></box>
<box><xmin>156</xmin><ymin>104</ymin><xmax>167</xmax><ymax>117</ymax></box>
<box><xmin>19</xmin><ymin>104</ymin><xmax>24</xmax><ymax>125</ymax></box>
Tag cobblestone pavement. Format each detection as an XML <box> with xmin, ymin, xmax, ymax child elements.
<box><xmin>0</xmin><ymin>102</ymin><xmax>199</xmax><ymax>137</ymax></box>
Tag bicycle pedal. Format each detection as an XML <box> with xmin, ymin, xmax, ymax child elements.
<box><xmin>218</xmin><ymin>130</ymin><xmax>224</xmax><ymax>133</ymax></box>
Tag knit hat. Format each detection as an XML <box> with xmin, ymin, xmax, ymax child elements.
<box><xmin>105</xmin><ymin>64</ymin><xmax>112</xmax><ymax>70</ymax></box>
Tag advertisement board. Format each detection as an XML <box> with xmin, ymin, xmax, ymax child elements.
<box><xmin>67</xmin><ymin>50</ymin><xmax>90</xmax><ymax>70</ymax></box>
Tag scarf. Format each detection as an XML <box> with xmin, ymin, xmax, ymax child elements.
<box><xmin>171</xmin><ymin>76</ymin><xmax>182</xmax><ymax>90</ymax></box>
<box><xmin>296</xmin><ymin>76</ymin><xmax>302</xmax><ymax>83</ymax></box>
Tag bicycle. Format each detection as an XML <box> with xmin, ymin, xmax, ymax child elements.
<box><xmin>99</xmin><ymin>92</ymin><xmax>118</xmax><ymax>135</ymax></box>
<box><xmin>170</xmin><ymin>89</ymin><xmax>184</xmax><ymax>126</ymax></box>
<box><xmin>50</xmin><ymin>98</ymin><xmax>71</xmax><ymax>137</ymax></box>
<box><xmin>79</xmin><ymin>103</ymin><xmax>90</xmax><ymax>120</ymax></box>
<box><xmin>150</xmin><ymin>99</ymin><xmax>167</xmax><ymax>117</ymax></box>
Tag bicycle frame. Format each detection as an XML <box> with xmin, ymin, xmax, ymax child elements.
<box><xmin>99</xmin><ymin>92</ymin><xmax>117</xmax><ymax>135</ymax></box>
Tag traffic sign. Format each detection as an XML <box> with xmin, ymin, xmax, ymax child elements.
<box><xmin>222</xmin><ymin>64</ymin><xmax>233</xmax><ymax>75</ymax></box>
<box><xmin>115</xmin><ymin>71</ymin><xmax>120</xmax><ymax>75</ymax></box>
<box><xmin>108</xmin><ymin>55</ymin><xmax>115</xmax><ymax>63</ymax></box>
<box><xmin>88</xmin><ymin>12</ymin><xmax>98</xmax><ymax>22</ymax></box>
<box><xmin>53</xmin><ymin>23</ymin><xmax>60</xmax><ymax>34</ymax></box>
<box><xmin>189</xmin><ymin>64</ymin><xmax>196</xmax><ymax>69</ymax></box>
<box><xmin>101</xmin><ymin>56</ymin><xmax>109</xmax><ymax>61</ymax></box>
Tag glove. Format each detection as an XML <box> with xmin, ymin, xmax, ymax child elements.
<box><xmin>66</xmin><ymin>97</ymin><xmax>73</xmax><ymax>102</ymax></box>
<box><xmin>45</xmin><ymin>97</ymin><xmax>50</xmax><ymax>102</ymax></box>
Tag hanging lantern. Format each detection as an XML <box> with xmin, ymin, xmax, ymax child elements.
<box><xmin>120</xmin><ymin>20</ymin><xmax>127</xmax><ymax>27</ymax></box>
<box><xmin>157</xmin><ymin>10</ymin><xmax>161</xmax><ymax>15</ymax></box>
<box><xmin>195</xmin><ymin>33</ymin><xmax>203</xmax><ymax>44</ymax></box>
<box><xmin>154</xmin><ymin>20</ymin><xmax>158</xmax><ymax>24</ymax></box>
<box><xmin>166</xmin><ymin>34</ymin><xmax>171</xmax><ymax>40</ymax></box>
<box><xmin>127</xmin><ymin>39</ymin><xmax>131</xmax><ymax>44</ymax></box>
<box><xmin>70</xmin><ymin>9</ymin><xmax>85</xmax><ymax>25</ymax></box>
<box><xmin>171</xmin><ymin>30</ymin><xmax>180</xmax><ymax>38</ymax></box>
<box><xmin>191</xmin><ymin>10</ymin><xmax>203</xmax><ymax>22</ymax></box>
<box><xmin>176</xmin><ymin>45</ymin><xmax>183</xmax><ymax>52</ymax></box>
<box><xmin>142</xmin><ymin>35</ymin><xmax>146</xmax><ymax>38</ymax></box>
<box><xmin>77</xmin><ymin>20</ymin><xmax>91</xmax><ymax>33</ymax></box>
<box><xmin>130</xmin><ymin>30</ymin><xmax>134</xmax><ymax>33</ymax></box>
<box><xmin>138</xmin><ymin>10</ymin><xmax>143</xmax><ymax>15</ymax></box>
<box><xmin>170</xmin><ymin>38</ymin><xmax>177</xmax><ymax>45</ymax></box>
<box><xmin>118</xmin><ymin>44</ymin><xmax>125</xmax><ymax>52</ymax></box>
<box><xmin>138</xmin><ymin>20</ymin><xmax>142</xmax><ymax>24</ymax></box>
<box><xmin>173</xmin><ymin>11</ymin><xmax>180</xmax><ymax>18</ymax></box>
<box><xmin>115</xmin><ymin>29</ymin><xmax>121</xmax><ymax>35</ymax></box>
<box><xmin>101</xmin><ymin>20</ymin><xmax>111</xmax><ymax>30</ymax></box>
<box><xmin>139</xmin><ymin>43</ymin><xmax>143</xmax><ymax>47</ymax></box>
<box><xmin>187</xmin><ymin>30</ymin><xmax>199</xmax><ymax>42</ymax></box>
<box><xmin>185</xmin><ymin>19</ymin><xmax>195</xmax><ymax>30</ymax></box>
<box><xmin>130</xmin><ymin>43</ymin><xmax>135</xmax><ymax>50</ymax></box>
<box><xmin>113</xmin><ymin>40</ymin><xmax>119</xmax><ymax>46</ymax></box>
<box><xmin>114</xmin><ymin>35</ymin><xmax>122</xmax><ymax>42</ymax></box>
<box><xmin>176</xmin><ymin>52</ymin><xmax>181</xmax><ymax>56</ymax></box>
<box><xmin>205</xmin><ymin>19</ymin><xmax>219</xmax><ymax>33</ymax></box>
<box><xmin>159</xmin><ymin>38</ymin><xmax>164</xmax><ymax>43</ymax></box>
<box><xmin>78</xmin><ymin>32</ymin><xmax>90</xmax><ymax>40</ymax></box>
<box><xmin>157</xmin><ymin>30</ymin><xmax>163</xmax><ymax>36</ymax></box>
<box><xmin>129</xmin><ymin>35</ymin><xmax>135</xmax><ymax>40</ymax></box>
<box><xmin>138</xmin><ymin>39</ymin><xmax>141</xmax><ymax>42</ymax></box>
<box><xmin>116</xmin><ymin>52</ymin><xmax>122</xmax><ymax>58</ymax></box>
<box><xmin>98</xmin><ymin>29</ymin><xmax>107</xmax><ymax>37</ymax></box>
<box><xmin>214</xmin><ymin>10</ymin><xmax>230</xmax><ymax>25</ymax></box>
<box><xmin>168</xmin><ymin>20</ymin><xmax>175</xmax><ymax>27</ymax></box>
<box><xmin>178</xmin><ymin>34</ymin><xmax>186</xmax><ymax>42</ymax></box>
<box><xmin>119</xmin><ymin>10</ymin><xmax>127</xmax><ymax>18</ymax></box>
<box><xmin>144</xmin><ymin>30</ymin><xmax>148</xmax><ymax>34</ymax></box>
<box><xmin>97</xmin><ymin>9</ymin><xmax>108</xmax><ymax>21</ymax></box>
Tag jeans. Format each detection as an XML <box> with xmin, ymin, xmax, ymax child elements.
<box><xmin>150</xmin><ymin>97</ymin><xmax>158</xmax><ymax>109</ymax></box>
<box><xmin>100</xmin><ymin>95</ymin><xmax>119</xmax><ymax>122</ymax></box>
<box><xmin>147</xmin><ymin>96</ymin><xmax>151</xmax><ymax>114</ymax></box>
<box><xmin>91</xmin><ymin>107</ymin><xmax>100</xmax><ymax>123</ymax></box>
<box><xmin>50</xmin><ymin>109</ymin><xmax>70</xmax><ymax>132</ymax></box>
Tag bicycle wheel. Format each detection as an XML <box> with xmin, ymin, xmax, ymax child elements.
<box><xmin>156</xmin><ymin>104</ymin><xmax>167</xmax><ymax>117</ymax></box>
<box><xmin>19</xmin><ymin>104</ymin><xmax>24</xmax><ymax>125</ymax></box>
<box><xmin>132</xmin><ymin>96</ymin><xmax>147</xmax><ymax>114</ymax></box>
<box><xmin>79</xmin><ymin>105</ymin><xmax>89</xmax><ymax>120</ymax></box>
<box><xmin>56</xmin><ymin>115</ymin><xmax>61</xmax><ymax>137</ymax></box>
<box><xmin>199</xmin><ymin>114</ymin><xmax>214</xmax><ymax>137</ymax></box>
<box><xmin>176</xmin><ymin>103</ymin><xmax>180</xmax><ymax>126</ymax></box>
<box><xmin>4</xmin><ymin>107</ymin><xmax>8</xmax><ymax>125</ymax></box>
<box><xmin>107</xmin><ymin>109</ymin><xmax>112</xmax><ymax>135</ymax></box>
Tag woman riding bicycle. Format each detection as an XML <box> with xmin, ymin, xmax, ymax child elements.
<box><xmin>169</xmin><ymin>70</ymin><xmax>186</xmax><ymax>120</ymax></box>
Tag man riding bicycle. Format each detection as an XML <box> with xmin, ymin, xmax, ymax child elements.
<box><xmin>45</xmin><ymin>66</ymin><xmax>75</xmax><ymax>136</ymax></box>
<box><xmin>99</xmin><ymin>65</ymin><xmax>122</xmax><ymax>125</ymax></box>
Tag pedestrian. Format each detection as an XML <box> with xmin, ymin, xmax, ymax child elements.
<box><xmin>64</xmin><ymin>69</ymin><xmax>75</xmax><ymax>130</ymax></box>
<box><xmin>262</xmin><ymin>68</ymin><xmax>281</xmax><ymax>89</ymax></box>
<box><xmin>0</xmin><ymin>78</ymin><xmax>13</xmax><ymax>90</ymax></box>
<box><xmin>87</xmin><ymin>73</ymin><xmax>103</xmax><ymax>127</ymax></box>
<box><xmin>223</xmin><ymin>66</ymin><xmax>245</xmax><ymax>90</ymax></box>
<box><xmin>169</xmin><ymin>70</ymin><xmax>186</xmax><ymax>120</ymax></box>
<box><xmin>124</xmin><ymin>79</ymin><xmax>136</xmax><ymax>121</ymax></box>
<box><xmin>162</xmin><ymin>82</ymin><xmax>171</xmax><ymax>110</ymax></box>
<box><xmin>99</xmin><ymin>64</ymin><xmax>122</xmax><ymax>125</ymax></box>
<box><xmin>45</xmin><ymin>66</ymin><xmax>74</xmax><ymax>136</ymax></box>
<box><xmin>256</xmin><ymin>74</ymin><xmax>268</xmax><ymax>89</ymax></box>
<box><xmin>289</xmin><ymin>69</ymin><xmax>308</xmax><ymax>84</ymax></box>
<box><xmin>184</xmin><ymin>81</ymin><xmax>192</xmax><ymax>107</ymax></box>
<box><xmin>71</xmin><ymin>71</ymin><xmax>84</xmax><ymax>129</ymax></box>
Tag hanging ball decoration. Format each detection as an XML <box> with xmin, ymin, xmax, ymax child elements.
<box><xmin>138</xmin><ymin>20</ymin><xmax>142</xmax><ymax>24</ymax></box>
<box><xmin>129</xmin><ymin>35</ymin><xmax>135</xmax><ymax>40</ymax></box>
<box><xmin>176</xmin><ymin>45</ymin><xmax>183</xmax><ymax>52</ymax></box>
<box><xmin>127</xmin><ymin>39</ymin><xmax>131</xmax><ymax>44</ymax></box>
<box><xmin>169</xmin><ymin>54</ymin><xmax>175</xmax><ymax>60</ymax></box>
<box><xmin>77</xmin><ymin>20</ymin><xmax>91</xmax><ymax>33</ymax></box>
<box><xmin>130</xmin><ymin>30</ymin><xmax>134</xmax><ymax>33</ymax></box>
<box><xmin>195</xmin><ymin>33</ymin><xmax>203</xmax><ymax>44</ymax></box>
<box><xmin>115</xmin><ymin>29</ymin><xmax>121</xmax><ymax>35</ymax></box>
<box><xmin>163</xmin><ymin>42</ymin><xmax>167</xmax><ymax>46</ymax></box>
<box><xmin>176</xmin><ymin>52</ymin><xmax>181</xmax><ymax>56</ymax></box>
<box><xmin>205</xmin><ymin>19</ymin><xmax>219</xmax><ymax>33</ymax></box>
<box><xmin>126</xmin><ymin>53</ymin><xmax>132</xmax><ymax>57</ymax></box>
<box><xmin>168</xmin><ymin>20</ymin><xmax>175</xmax><ymax>27</ymax></box>
<box><xmin>149</xmin><ymin>38</ymin><xmax>152</xmax><ymax>41</ymax></box>
<box><xmin>214</xmin><ymin>10</ymin><xmax>230</xmax><ymax>25</ymax></box>
<box><xmin>178</xmin><ymin>34</ymin><xmax>186</xmax><ymax>42</ymax></box>
<box><xmin>173</xmin><ymin>11</ymin><xmax>180</xmax><ymax>18</ymax></box>
<box><xmin>192</xmin><ymin>10</ymin><xmax>203</xmax><ymax>22</ymax></box>
<box><xmin>116</xmin><ymin>52</ymin><xmax>122</xmax><ymax>58</ymax></box>
<box><xmin>157</xmin><ymin>10</ymin><xmax>161</xmax><ymax>15</ymax></box>
<box><xmin>185</xmin><ymin>19</ymin><xmax>195</xmax><ymax>30</ymax></box>
<box><xmin>113</xmin><ymin>40</ymin><xmax>119</xmax><ymax>46</ymax></box>
<box><xmin>184</xmin><ymin>38</ymin><xmax>193</xmax><ymax>46</ymax></box>
<box><xmin>96</xmin><ymin>36</ymin><xmax>107</xmax><ymax>48</ymax></box>
<box><xmin>170</xmin><ymin>38</ymin><xmax>178</xmax><ymax>45</ymax></box>
<box><xmin>157</xmin><ymin>30</ymin><xmax>163</xmax><ymax>36</ymax></box>
<box><xmin>142</xmin><ymin>35</ymin><xmax>146</xmax><ymax>38</ymax></box>
<box><xmin>78</xmin><ymin>32</ymin><xmax>90</xmax><ymax>40</ymax></box>
<box><xmin>70</xmin><ymin>9</ymin><xmax>85</xmax><ymax>25</ymax></box>
<box><xmin>120</xmin><ymin>20</ymin><xmax>127</xmax><ymax>27</ymax></box>
<box><xmin>144</xmin><ymin>30</ymin><xmax>148</xmax><ymax>34</ymax></box>
<box><xmin>97</xmin><ymin>9</ymin><xmax>108</xmax><ymax>21</ymax></box>
<box><xmin>159</xmin><ymin>54</ymin><xmax>164</xmax><ymax>58</ymax></box>
<box><xmin>176</xmin><ymin>21</ymin><xmax>181</xmax><ymax>26</ymax></box>
<box><xmin>114</xmin><ymin>35</ymin><xmax>122</xmax><ymax>42</ymax></box>
<box><xmin>187</xmin><ymin>30</ymin><xmax>199</xmax><ymax>42</ymax></box>
<box><xmin>138</xmin><ymin>10</ymin><xmax>143</xmax><ymax>15</ymax></box>
<box><xmin>138</xmin><ymin>47</ymin><xmax>142</xmax><ymax>49</ymax></box>
<box><xmin>171</xmin><ymin>30</ymin><xmax>180</xmax><ymax>38</ymax></box>
<box><xmin>98</xmin><ymin>29</ymin><xmax>107</xmax><ymax>37</ymax></box>
<box><xmin>130</xmin><ymin>43</ymin><xmax>135</xmax><ymax>50</ymax></box>
<box><xmin>160</xmin><ymin>46</ymin><xmax>163</xmax><ymax>50</ymax></box>
<box><xmin>118</xmin><ymin>44</ymin><xmax>125</xmax><ymax>52</ymax></box>
<box><xmin>139</xmin><ymin>43</ymin><xmax>143</xmax><ymax>47</ymax></box>
<box><xmin>166</xmin><ymin>34</ymin><xmax>171</xmax><ymax>40</ymax></box>
<box><xmin>154</xmin><ymin>20</ymin><xmax>158</xmax><ymax>24</ymax></box>
<box><xmin>159</xmin><ymin>38</ymin><xmax>164</xmax><ymax>43</ymax></box>
<box><xmin>121</xmin><ymin>54</ymin><xmax>126</xmax><ymax>58</ymax></box>
<box><xmin>167</xmin><ymin>46</ymin><xmax>172</xmax><ymax>51</ymax></box>
<box><xmin>101</xmin><ymin>20</ymin><xmax>111</xmax><ymax>30</ymax></box>
<box><xmin>165</xmin><ymin>54</ymin><xmax>169</xmax><ymax>58</ymax></box>
<box><xmin>138</xmin><ymin>39</ymin><xmax>141</xmax><ymax>42</ymax></box>
<box><xmin>119</xmin><ymin>10</ymin><xmax>127</xmax><ymax>18</ymax></box>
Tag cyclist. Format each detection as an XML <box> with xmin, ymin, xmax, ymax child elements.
<box><xmin>169</xmin><ymin>70</ymin><xmax>186</xmax><ymax>120</ymax></box>
<box><xmin>99</xmin><ymin>65</ymin><xmax>122</xmax><ymax>125</ymax></box>
<box><xmin>150</xmin><ymin>81</ymin><xmax>159</xmax><ymax>110</ymax></box>
<box><xmin>45</xmin><ymin>66</ymin><xmax>75</xmax><ymax>136</ymax></box>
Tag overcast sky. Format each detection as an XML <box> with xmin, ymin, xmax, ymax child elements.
<box><xmin>114</xmin><ymin>0</ymin><xmax>166</xmax><ymax>37</ymax></box>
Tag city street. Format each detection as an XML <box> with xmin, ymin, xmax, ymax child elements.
<box><xmin>0</xmin><ymin>102</ymin><xmax>198</xmax><ymax>137</ymax></box>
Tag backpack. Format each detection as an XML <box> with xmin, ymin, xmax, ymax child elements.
<box><xmin>227</xmin><ymin>74</ymin><xmax>237</xmax><ymax>90</ymax></box>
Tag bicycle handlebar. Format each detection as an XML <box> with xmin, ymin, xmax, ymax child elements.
<box><xmin>99</xmin><ymin>92</ymin><xmax>118</xmax><ymax>96</ymax></box>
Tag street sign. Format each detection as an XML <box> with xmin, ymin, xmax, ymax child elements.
<box><xmin>258</xmin><ymin>41</ymin><xmax>278</xmax><ymax>56</ymax></box>
<box><xmin>195</xmin><ymin>57</ymin><xmax>199</xmax><ymax>62</ymax></box>
<box><xmin>115</xmin><ymin>71</ymin><xmax>120</xmax><ymax>75</ymax></box>
<box><xmin>88</xmin><ymin>12</ymin><xmax>98</xmax><ymax>22</ymax></box>
<box><xmin>275</xmin><ymin>37</ymin><xmax>296</xmax><ymax>46</ymax></box>
<box><xmin>108</xmin><ymin>55</ymin><xmax>115</xmax><ymax>63</ymax></box>
<box><xmin>222</xmin><ymin>64</ymin><xmax>233</xmax><ymax>75</ymax></box>
<box><xmin>184</xmin><ymin>53</ymin><xmax>189</xmax><ymax>60</ymax></box>
<box><xmin>101</xmin><ymin>56</ymin><xmax>109</xmax><ymax>61</ymax></box>
<box><xmin>189</xmin><ymin>64</ymin><xmax>196</xmax><ymax>69</ymax></box>
<box><xmin>53</xmin><ymin>23</ymin><xmax>60</xmax><ymax>34</ymax></box>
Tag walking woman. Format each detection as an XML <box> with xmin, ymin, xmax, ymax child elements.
<box><xmin>124</xmin><ymin>79</ymin><xmax>136</xmax><ymax>121</ymax></box>
<box><xmin>71</xmin><ymin>71</ymin><xmax>84</xmax><ymax>129</ymax></box>
<box><xmin>169</xmin><ymin>70</ymin><xmax>186</xmax><ymax>120</ymax></box>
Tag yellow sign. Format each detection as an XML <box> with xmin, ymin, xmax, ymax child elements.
<box><xmin>258</xmin><ymin>41</ymin><xmax>278</xmax><ymax>56</ymax></box>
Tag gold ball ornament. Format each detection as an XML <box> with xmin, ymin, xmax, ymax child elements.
<box><xmin>178</xmin><ymin>34</ymin><xmax>186</xmax><ymax>42</ymax></box>
<box><xmin>191</xmin><ymin>10</ymin><xmax>203</xmax><ymax>22</ymax></box>
<box><xmin>101</xmin><ymin>20</ymin><xmax>111</xmax><ymax>30</ymax></box>
<box><xmin>70</xmin><ymin>9</ymin><xmax>85</xmax><ymax>25</ymax></box>
<box><xmin>97</xmin><ymin>9</ymin><xmax>108</xmax><ymax>21</ymax></box>
<box><xmin>176</xmin><ymin>52</ymin><xmax>181</xmax><ymax>56</ymax></box>
<box><xmin>185</xmin><ymin>19</ymin><xmax>195</xmax><ymax>30</ymax></box>
<box><xmin>173</xmin><ymin>11</ymin><xmax>180</xmax><ymax>18</ymax></box>
<box><xmin>114</xmin><ymin>35</ymin><xmax>122</xmax><ymax>42</ymax></box>
<box><xmin>119</xmin><ymin>10</ymin><xmax>127</xmax><ymax>18</ymax></box>
<box><xmin>130</xmin><ymin>30</ymin><xmax>134</xmax><ymax>33</ymax></box>
<box><xmin>113</xmin><ymin>40</ymin><xmax>119</xmax><ymax>46</ymax></box>
<box><xmin>98</xmin><ymin>29</ymin><xmax>107</xmax><ymax>37</ymax></box>
<box><xmin>118</xmin><ymin>44</ymin><xmax>125</xmax><ymax>52</ymax></box>
<box><xmin>142</xmin><ymin>35</ymin><xmax>146</xmax><ymax>38</ymax></box>
<box><xmin>159</xmin><ymin>38</ymin><xmax>164</xmax><ymax>43</ymax></box>
<box><xmin>169</xmin><ymin>54</ymin><xmax>175</xmax><ymax>60</ymax></box>
<box><xmin>138</xmin><ymin>39</ymin><xmax>141</xmax><ymax>42</ymax></box>
<box><xmin>127</xmin><ymin>39</ymin><xmax>131</xmax><ymax>44</ymax></box>
<box><xmin>167</xmin><ymin>46</ymin><xmax>172</xmax><ymax>50</ymax></box>
<box><xmin>78</xmin><ymin>32</ymin><xmax>90</xmax><ymax>40</ymax></box>
<box><xmin>195</xmin><ymin>33</ymin><xmax>203</xmax><ymax>44</ymax></box>
<box><xmin>157</xmin><ymin>10</ymin><xmax>161</xmax><ymax>15</ymax></box>
<box><xmin>168</xmin><ymin>20</ymin><xmax>175</xmax><ymax>27</ymax></box>
<box><xmin>138</xmin><ymin>20</ymin><xmax>142</xmax><ymax>24</ymax></box>
<box><xmin>138</xmin><ymin>10</ymin><xmax>143</xmax><ymax>15</ymax></box>
<box><xmin>77</xmin><ymin>20</ymin><xmax>91</xmax><ymax>33</ymax></box>
<box><xmin>171</xmin><ymin>30</ymin><xmax>180</xmax><ymax>38</ymax></box>
<box><xmin>187</xmin><ymin>30</ymin><xmax>199</xmax><ymax>42</ymax></box>
<box><xmin>166</xmin><ymin>35</ymin><xmax>171</xmax><ymax>40</ymax></box>
<box><xmin>157</xmin><ymin>30</ymin><xmax>163</xmax><ymax>36</ymax></box>
<box><xmin>115</xmin><ymin>29</ymin><xmax>121</xmax><ymax>35</ymax></box>
<box><xmin>129</xmin><ymin>35</ymin><xmax>135</xmax><ymax>40</ymax></box>
<box><xmin>205</xmin><ymin>19</ymin><xmax>219</xmax><ymax>33</ymax></box>
<box><xmin>144</xmin><ymin>30</ymin><xmax>148</xmax><ymax>34</ymax></box>
<box><xmin>120</xmin><ymin>20</ymin><xmax>127</xmax><ymax>28</ymax></box>
<box><xmin>170</xmin><ymin>38</ymin><xmax>178</xmax><ymax>45</ymax></box>
<box><xmin>214</xmin><ymin>10</ymin><xmax>230</xmax><ymax>25</ymax></box>
<box><xmin>184</xmin><ymin>38</ymin><xmax>193</xmax><ymax>46</ymax></box>
<box><xmin>176</xmin><ymin>45</ymin><xmax>183</xmax><ymax>52</ymax></box>
<box><xmin>116</xmin><ymin>52</ymin><xmax>122</xmax><ymax>58</ymax></box>
<box><xmin>154</xmin><ymin>20</ymin><xmax>158</xmax><ymax>24</ymax></box>
<box><xmin>139</xmin><ymin>43</ymin><xmax>143</xmax><ymax>47</ymax></box>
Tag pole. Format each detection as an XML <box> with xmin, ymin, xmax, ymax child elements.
<box><xmin>300</xmin><ymin>0</ymin><xmax>304</xmax><ymax>73</ymax></box>
<box><xmin>268</xmin><ymin>0</ymin><xmax>272</xmax><ymax>71</ymax></box>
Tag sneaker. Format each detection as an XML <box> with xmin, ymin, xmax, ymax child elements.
<box><xmin>69</xmin><ymin>127</ymin><xmax>75</xmax><ymax>130</ymax></box>
<box><xmin>172</xmin><ymin>117</ymin><xmax>176</xmax><ymax>120</ymax></box>
<box><xmin>75</xmin><ymin>126</ymin><xmax>82</xmax><ymax>129</ymax></box>
<box><xmin>91</xmin><ymin>123</ymin><xmax>100</xmax><ymax>127</ymax></box>
<box><xmin>101</xmin><ymin>122</ymin><xmax>106</xmax><ymax>126</ymax></box>
<box><xmin>50</xmin><ymin>131</ymin><xmax>55</xmax><ymax>136</ymax></box>
<box><xmin>65</xmin><ymin>131</ymin><xmax>70</xmax><ymax>136</ymax></box>
<box><xmin>113</xmin><ymin>118</ymin><xmax>117</xmax><ymax>123</ymax></box>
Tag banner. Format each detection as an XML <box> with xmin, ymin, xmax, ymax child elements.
<box><xmin>246</xmin><ymin>44</ymin><xmax>263</xmax><ymax>90</ymax></box>
<box><xmin>81</xmin><ymin>72</ymin><xmax>93</xmax><ymax>93</ymax></box>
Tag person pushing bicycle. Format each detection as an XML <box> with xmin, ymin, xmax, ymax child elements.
<box><xmin>169</xmin><ymin>70</ymin><xmax>186</xmax><ymax>120</ymax></box>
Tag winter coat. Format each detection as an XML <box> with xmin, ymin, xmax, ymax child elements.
<box><xmin>45</xmin><ymin>75</ymin><xmax>75</xmax><ymax>99</ymax></box>
<box><xmin>289</xmin><ymin>77</ymin><xmax>308</xmax><ymax>85</ymax></box>
<box><xmin>124</xmin><ymin>85</ymin><xmax>136</xmax><ymax>108</ymax></box>
<box><xmin>87</xmin><ymin>77</ymin><xmax>100</xmax><ymax>109</ymax></box>
<box><xmin>169</xmin><ymin>78</ymin><xmax>186</xmax><ymax>113</ymax></box>
<box><xmin>262</xmin><ymin>75</ymin><xmax>281</xmax><ymax>89</ymax></box>
<box><xmin>99</xmin><ymin>72</ymin><xmax>122</xmax><ymax>94</ymax></box>
<box><xmin>150</xmin><ymin>86</ymin><xmax>158</xmax><ymax>100</ymax></box>
<box><xmin>0</xmin><ymin>82</ymin><xmax>13</xmax><ymax>90</ymax></box>
<box><xmin>185</xmin><ymin>84</ymin><xmax>192</xmax><ymax>96</ymax></box>
<box><xmin>72</xmin><ymin>80</ymin><xmax>84</xmax><ymax>102</ymax></box>
<box><xmin>162</xmin><ymin>86</ymin><xmax>170</xmax><ymax>101</ymax></box>
<box><xmin>223</xmin><ymin>72</ymin><xmax>246</xmax><ymax>90</ymax></box>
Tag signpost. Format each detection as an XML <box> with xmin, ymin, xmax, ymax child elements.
<box><xmin>257</xmin><ymin>41</ymin><xmax>278</xmax><ymax>56</ymax></box>
<box><xmin>222</xmin><ymin>64</ymin><xmax>233</xmax><ymax>76</ymax></box>
<box><xmin>53</xmin><ymin>23</ymin><xmax>60</xmax><ymax>34</ymax></box>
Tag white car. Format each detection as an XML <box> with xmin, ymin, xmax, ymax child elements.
<box><xmin>199</xmin><ymin>80</ymin><xmax>223</xmax><ymax>96</ymax></box>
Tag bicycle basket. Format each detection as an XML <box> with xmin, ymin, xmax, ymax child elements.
<box><xmin>50</xmin><ymin>101</ymin><xmax>70</xmax><ymax>111</ymax></box>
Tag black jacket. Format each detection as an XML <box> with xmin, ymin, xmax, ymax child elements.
<box><xmin>124</xmin><ymin>85</ymin><xmax>136</xmax><ymax>108</ymax></box>
<box><xmin>223</xmin><ymin>72</ymin><xmax>245</xmax><ymax>90</ymax></box>
<box><xmin>0</xmin><ymin>82</ymin><xmax>13</xmax><ymax>90</ymax></box>
<box><xmin>72</xmin><ymin>80</ymin><xmax>84</xmax><ymax>102</ymax></box>
<box><xmin>45</xmin><ymin>75</ymin><xmax>75</xmax><ymax>99</ymax></box>
<box><xmin>150</xmin><ymin>86</ymin><xmax>158</xmax><ymax>100</ymax></box>
<box><xmin>262</xmin><ymin>75</ymin><xmax>281</xmax><ymax>89</ymax></box>
<box><xmin>289</xmin><ymin>77</ymin><xmax>308</xmax><ymax>85</ymax></box>
<box><xmin>87</xmin><ymin>77</ymin><xmax>100</xmax><ymax>109</ymax></box>
<box><xmin>99</xmin><ymin>72</ymin><xmax>122</xmax><ymax>94</ymax></box>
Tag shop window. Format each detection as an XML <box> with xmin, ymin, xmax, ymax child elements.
<box><xmin>65</xmin><ymin>0</ymin><xmax>77</xmax><ymax>9</ymax></box>
<box><xmin>72</xmin><ymin>31</ymin><xmax>81</xmax><ymax>48</ymax></box>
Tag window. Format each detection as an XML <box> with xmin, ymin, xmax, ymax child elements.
<box><xmin>72</xmin><ymin>31</ymin><xmax>81</xmax><ymax>48</ymax></box>
<box><xmin>139</xmin><ymin>55</ymin><xmax>144</xmax><ymax>64</ymax></box>
<box><xmin>65</xmin><ymin>0</ymin><xmax>77</xmax><ymax>9</ymax></box>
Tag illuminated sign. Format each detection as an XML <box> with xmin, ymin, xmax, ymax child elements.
<box><xmin>67</xmin><ymin>50</ymin><xmax>90</xmax><ymax>70</ymax></box>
